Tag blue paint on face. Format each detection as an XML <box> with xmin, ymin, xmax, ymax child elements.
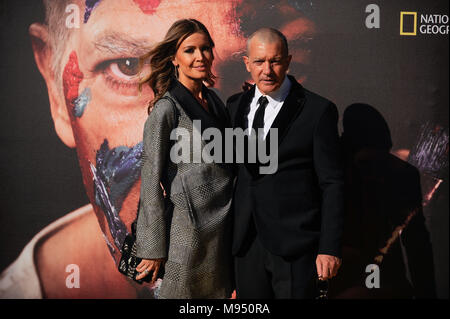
<box><xmin>102</xmin><ymin>232</ymin><xmax>116</xmax><ymax>256</ymax></box>
<box><xmin>84</xmin><ymin>0</ymin><xmax>102</xmax><ymax>23</ymax></box>
<box><xmin>91</xmin><ymin>139</ymin><xmax>144</xmax><ymax>252</ymax></box>
<box><xmin>73</xmin><ymin>87</ymin><xmax>91</xmax><ymax>118</ymax></box>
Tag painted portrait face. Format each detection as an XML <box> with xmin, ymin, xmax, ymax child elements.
<box><xmin>30</xmin><ymin>0</ymin><xmax>317</xmax><ymax>265</ymax></box>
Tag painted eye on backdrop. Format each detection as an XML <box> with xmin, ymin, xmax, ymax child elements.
<box><xmin>110</xmin><ymin>58</ymin><xmax>140</xmax><ymax>77</ymax></box>
<box><xmin>98</xmin><ymin>57</ymin><xmax>150</xmax><ymax>96</ymax></box>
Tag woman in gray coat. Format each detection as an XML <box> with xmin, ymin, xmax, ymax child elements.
<box><xmin>134</xmin><ymin>19</ymin><xmax>234</xmax><ymax>299</ymax></box>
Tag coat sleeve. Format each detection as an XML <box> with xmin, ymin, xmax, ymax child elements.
<box><xmin>313</xmin><ymin>102</ymin><xmax>345</xmax><ymax>258</ymax></box>
<box><xmin>135</xmin><ymin>99</ymin><xmax>176</xmax><ymax>259</ymax></box>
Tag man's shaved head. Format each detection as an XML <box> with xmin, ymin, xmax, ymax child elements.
<box><xmin>246</xmin><ymin>27</ymin><xmax>289</xmax><ymax>57</ymax></box>
<box><xmin>243</xmin><ymin>27</ymin><xmax>292</xmax><ymax>95</ymax></box>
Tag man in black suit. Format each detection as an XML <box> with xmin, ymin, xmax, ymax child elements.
<box><xmin>227</xmin><ymin>28</ymin><xmax>344</xmax><ymax>298</ymax></box>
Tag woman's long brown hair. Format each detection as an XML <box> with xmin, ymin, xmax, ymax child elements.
<box><xmin>138</xmin><ymin>19</ymin><xmax>216</xmax><ymax>114</ymax></box>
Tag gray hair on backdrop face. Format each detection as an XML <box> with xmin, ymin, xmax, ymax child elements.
<box><xmin>42</xmin><ymin>0</ymin><xmax>75</xmax><ymax>96</ymax></box>
<box><xmin>246</xmin><ymin>27</ymin><xmax>289</xmax><ymax>57</ymax></box>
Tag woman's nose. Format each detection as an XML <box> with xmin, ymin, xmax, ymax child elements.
<box><xmin>195</xmin><ymin>49</ymin><xmax>204</xmax><ymax>61</ymax></box>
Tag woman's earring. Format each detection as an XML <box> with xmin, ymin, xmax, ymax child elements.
<box><xmin>174</xmin><ymin>65</ymin><xmax>179</xmax><ymax>79</ymax></box>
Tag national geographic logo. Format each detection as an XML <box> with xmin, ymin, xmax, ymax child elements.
<box><xmin>400</xmin><ymin>12</ymin><xmax>449</xmax><ymax>36</ymax></box>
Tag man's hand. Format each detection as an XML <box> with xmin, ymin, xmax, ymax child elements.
<box><xmin>316</xmin><ymin>254</ymin><xmax>341</xmax><ymax>280</ymax></box>
<box><xmin>136</xmin><ymin>258</ymin><xmax>165</xmax><ymax>283</ymax></box>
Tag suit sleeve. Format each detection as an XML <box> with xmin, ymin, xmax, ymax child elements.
<box><xmin>313</xmin><ymin>102</ymin><xmax>345</xmax><ymax>258</ymax></box>
<box><xmin>135</xmin><ymin>99</ymin><xmax>175</xmax><ymax>259</ymax></box>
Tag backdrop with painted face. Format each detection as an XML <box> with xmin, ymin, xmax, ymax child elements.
<box><xmin>0</xmin><ymin>0</ymin><xmax>448</xmax><ymax>298</ymax></box>
<box><xmin>28</xmin><ymin>0</ymin><xmax>317</xmax><ymax>266</ymax></box>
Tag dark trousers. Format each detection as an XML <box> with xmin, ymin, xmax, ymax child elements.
<box><xmin>234</xmin><ymin>221</ymin><xmax>318</xmax><ymax>299</ymax></box>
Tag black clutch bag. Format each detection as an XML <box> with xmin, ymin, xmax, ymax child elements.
<box><xmin>118</xmin><ymin>219</ymin><xmax>152</xmax><ymax>284</ymax></box>
<box><xmin>315</xmin><ymin>278</ymin><xmax>329</xmax><ymax>299</ymax></box>
<box><xmin>118</xmin><ymin>200</ymin><xmax>167</xmax><ymax>284</ymax></box>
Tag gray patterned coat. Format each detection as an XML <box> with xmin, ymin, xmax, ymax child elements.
<box><xmin>136</xmin><ymin>88</ymin><xmax>234</xmax><ymax>299</ymax></box>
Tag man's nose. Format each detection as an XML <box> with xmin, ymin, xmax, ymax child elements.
<box><xmin>262</xmin><ymin>61</ymin><xmax>272</xmax><ymax>74</ymax></box>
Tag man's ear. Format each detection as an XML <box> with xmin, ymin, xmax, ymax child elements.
<box><xmin>29</xmin><ymin>22</ymin><xmax>76</xmax><ymax>148</ymax></box>
<box><xmin>243</xmin><ymin>56</ymin><xmax>251</xmax><ymax>73</ymax></box>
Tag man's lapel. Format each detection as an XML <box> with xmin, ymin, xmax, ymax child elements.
<box><xmin>266</xmin><ymin>75</ymin><xmax>306</xmax><ymax>147</ymax></box>
<box><xmin>233</xmin><ymin>86</ymin><xmax>255</xmax><ymax>130</ymax></box>
<box><xmin>230</xmin><ymin>86</ymin><xmax>255</xmax><ymax>175</ymax></box>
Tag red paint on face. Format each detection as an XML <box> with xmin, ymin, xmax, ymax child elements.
<box><xmin>133</xmin><ymin>0</ymin><xmax>161</xmax><ymax>14</ymax></box>
<box><xmin>63</xmin><ymin>51</ymin><xmax>84</xmax><ymax>112</ymax></box>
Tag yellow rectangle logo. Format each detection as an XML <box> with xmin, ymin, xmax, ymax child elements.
<box><xmin>400</xmin><ymin>12</ymin><xmax>417</xmax><ymax>35</ymax></box>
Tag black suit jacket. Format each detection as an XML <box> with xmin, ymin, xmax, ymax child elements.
<box><xmin>227</xmin><ymin>75</ymin><xmax>344</xmax><ymax>258</ymax></box>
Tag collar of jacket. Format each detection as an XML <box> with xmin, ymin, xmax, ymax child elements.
<box><xmin>233</xmin><ymin>75</ymin><xmax>306</xmax><ymax>144</ymax></box>
<box><xmin>169</xmin><ymin>79</ymin><xmax>227</xmax><ymax>134</ymax></box>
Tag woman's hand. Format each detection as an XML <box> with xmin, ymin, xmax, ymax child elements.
<box><xmin>136</xmin><ymin>258</ymin><xmax>165</xmax><ymax>283</ymax></box>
